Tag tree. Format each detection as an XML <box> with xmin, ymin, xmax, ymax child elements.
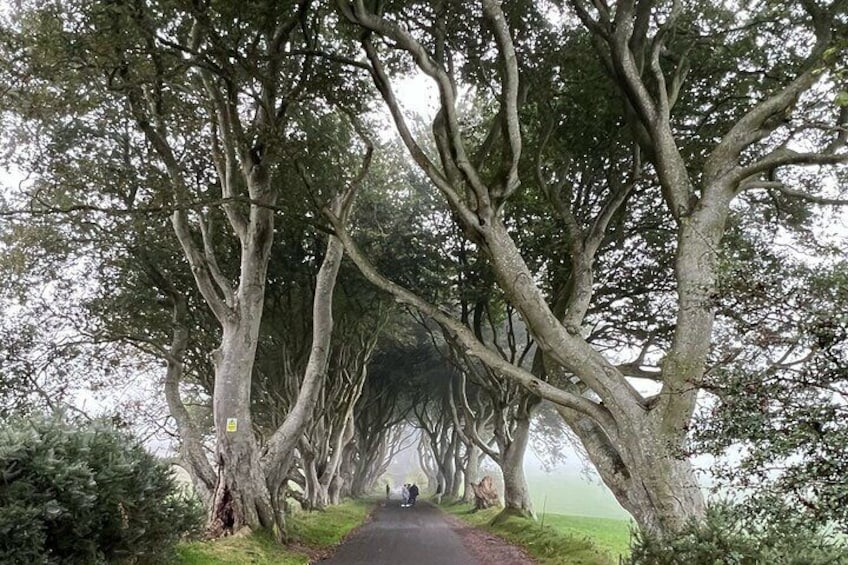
<box><xmin>0</xmin><ymin>0</ymin><xmax>372</xmax><ymax>536</ymax></box>
<box><xmin>331</xmin><ymin>0</ymin><xmax>848</xmax><ymax>535</ymax></box>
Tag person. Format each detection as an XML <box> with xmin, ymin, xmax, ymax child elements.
<box><xmin>401</xmin><ymin>483</ymin><xmax>410</xmax><ymax>507</ymax></box>
<box><xmin>408</xmin><ymin>483</ymin><xmax>419</xmax><ymax>506</ymax></box>
<box><xmin>386</xmin><ymin>483</ymin><xmax>390</xmax><ymax>500</ymax></box>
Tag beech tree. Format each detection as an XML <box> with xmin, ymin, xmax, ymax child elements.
<box><xmin>331</xmin><ymin>0</ymin><xmax>848</xmax><ymax>535</ymax></box>
<box><xmin>0</xmin><ymin>0</ymin><xmax>375</xmax><ymax>536</ymax></box>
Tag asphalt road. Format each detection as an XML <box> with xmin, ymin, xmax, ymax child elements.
<box><xmin>314</xmin><ymin>499</ymin><xmax>482</xmax><ymax>565</ymax></box>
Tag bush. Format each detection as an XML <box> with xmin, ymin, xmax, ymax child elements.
<box><xmin>626</xmin><ymin>503</ymin><xmax>848</xmax><ymax>565</ymax></box>
<box><xmin>0</xmin><ymin>414</ymin><xmax>203</xmax><ymax>564</ymax></box>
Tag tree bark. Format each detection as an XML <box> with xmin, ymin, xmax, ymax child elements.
<box><xmin>498</xmin><ymin>408</ymin><xmax>535</xmax><ymax>519</ymax></box>
<box><xmin>462</xmin><ymin>443</ymin><xmax>482</xmax><ymax>503</ymax></box>
<box><xmin>471</xmin><ymin>475</ymin><xmax>501</xmax><ymax>510</ymax></box>
<box><xmin>208</xmin><ymin>315</ymin><xmax>275</xmax><ymax>535</ymax></box>
<box><xmin>558</xmin><ymin>405</ymin><xmax>704</xmax><ymax>533</ymax></box>
<box><xmin>153</xmin><ymin>275</ymin><xmax>217</xmax><ymax>508</ymax></box>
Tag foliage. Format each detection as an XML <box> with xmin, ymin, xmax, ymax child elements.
<box><xmin>0</xmin><ymin>413</ymin><xmax>202</xmax><ymax>564</ymax></box>
<box><xmin>175</xmin><ymin>499</ymin><xmax>374</xmax><ymax>565</ymax></box>
<box><xmin>626</xmin><ymin>503</ymin><xmax>848</xmax><ymax>565</ymax></box>
<box><xmin>441</xmin><ymin>503</ymin><xmax>618</xmax><ymax>565</ymax></box>
<box><xmin>700</xmin><ymin>246</ymin><xmax>848</xmax><ymax>529</ymax></box>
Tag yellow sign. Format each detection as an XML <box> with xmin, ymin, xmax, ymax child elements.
<box><xmin>226</xmin><ymin>418</ymin><xmax>238</xmax><ymax>432</ymax></box>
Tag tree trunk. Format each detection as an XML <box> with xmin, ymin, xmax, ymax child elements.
<box><xmin>338</xmin><ymin>447</ymin><xmax>355</xmax><ymax>499</ymax></box>
<box><xmin>302</xmin><ymin>449</ymin><xmax>328</xmax><ymax>510</ymax></box>
<box><xmin>471</xmin><ymin>475</ymin><xmax>501</xmax><ymax>510</ymax></box>
<box><xmin>159</xmin><ymin>287</ymin><xmax>216</xmax><ymax>507</ymax></box>
<box><xmin>449</xmin><ymin>437</ymin><xmax>464</xmax><ymax>499</ymax></box>
<box><xmin>462</xmin><ymin>443</ymin><xmax>482</xmax><ymax>503</ymax></box>
<box><xmin>261</xmin><ymin>230</ymin><xmax>347</xmax><ymax>525</ymax></box>
<box><xmin>418</xmin><ymin>436</ymin><xmax>439</xmax><ymax>493</ymax></box>
<box><xmin>315</xmin><ymin>392</ymin><xmax>360</xmax><ymax>507</ymax></box>
<box><xmin>498</xmin><ymin>412</ymin><xmax>535</xmax><ymax>519</ymax></box>
<box><xmin>208</xmin><ymin>441</ymin><xmax>275</xmax><ymax>536</ymax></box>
<box><xmin>208</xmin><ymin>321</ymin><xmax>275</xmax><ymax>535</ymax></box>
<box><xmin>328</xmin><ymin>474</ymin><xmax>344</xmax><ymax>505</ymax></box>
<box><xmin>558</xmin><ymin>405</ymin><xmax>705</xmax><ymax>533</ymax></box>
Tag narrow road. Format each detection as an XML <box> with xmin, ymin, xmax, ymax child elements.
<box><xmin>314</xmin><ymin>499</ymin><xmax>534</xmax><ymax>565</ymax></box>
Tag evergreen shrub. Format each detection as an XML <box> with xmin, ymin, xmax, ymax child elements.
<box><xmin>0</xmin><ymin>414</ymin><xmax>202</xmax><ymax>564</ymax></box>
<box><xmin>626</xmin><ymin>503</ymin><xmax>847</xmax><ymax>565</ymax></box>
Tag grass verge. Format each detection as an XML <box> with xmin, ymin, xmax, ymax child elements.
<box><xmin>174</xmin><ymin>499</ymin><xmax>374</xmax><ymax>565</ymax></box>
<box><xmin>539</xmin><ymin>514</ymin><xmax>631</xmax><ymax>560</ymax></box>
<box><xmin>440</xmin><ymin>502</ymin><xmax>631</xmax><ymax>565</ymax></box>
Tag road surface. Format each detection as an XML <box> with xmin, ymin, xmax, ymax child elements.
<box><xmin>314</xmin><ymin>499</ymin><xmax>534</xmax><ymax>565</ymax></box>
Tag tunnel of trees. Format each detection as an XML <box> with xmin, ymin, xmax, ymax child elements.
<box><xmin>0</xmin><ymin>0</ymin><xmax>846</xmax><ymax>543</ymax></box>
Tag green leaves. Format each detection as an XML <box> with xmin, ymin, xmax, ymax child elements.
<box><xmin>0</xmin><ymin>414</ymin><xmax>202</xmax><ymax>564</ymax></box>
<box><xmin>627</xmin><ymin>502</ymin><xmax>848</xmax><ymax>565</ymax></box>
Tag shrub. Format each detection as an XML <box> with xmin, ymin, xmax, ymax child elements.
<box><xmin>0</xmin><ymin>414</ymin><xmax>203</xmax><ymax>564</ymax></box>
<box><xmin>626</xmin><ymin>503</ymin><xmax>848</xmax><ymax>565</ymax></box>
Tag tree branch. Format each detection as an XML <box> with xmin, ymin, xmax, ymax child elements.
<box><xmin>325</xmin><ymin>212</ymin><xmax>619</xmax><ymax>430</ymax></box>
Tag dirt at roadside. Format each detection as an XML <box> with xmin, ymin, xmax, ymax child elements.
<box><xmin>441</xmin><ymin>512</ymin><xmax>536</xmax><ymax>565</ymax></box>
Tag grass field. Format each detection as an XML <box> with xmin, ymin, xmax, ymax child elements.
<box><xmin>527</xmin><ymin>472</ymin><xmax>631</xmax><ymax>520</ymax></box>
<box><xmin>174</xmin><ymin>499</ymin><xmax>374</xmax><ymax>564</ymax></box>
<box><xmin>441</xmin><ymin>502</ymin><xmax>632</xmax><ymax>564</ymax></box>
<box><xmin>539</xmin><ymin>514</ymin><xmax>632</xmax><ymax>560</ymax></box>
<box><xmin>527</xmin><ymin>473</ymin><xmax>633</xmax><ymax>559</ymax></box>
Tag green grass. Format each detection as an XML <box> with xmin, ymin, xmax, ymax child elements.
<box><xmin>540</xmin><ymin>514</ymin><xmax>632</xmax><ymax>560</ymax></box>
<box><xmin>174</xmin><ymin>529</ymin><xmax>304</xmax><ymax>565</ymax></box>
<box><xmin>527</xmin><ymin>473</ymin><xmax>631</xmax><ymax>520</ymax></box>
<box><xmin>440</xmin><ymin>502</ymin><xmax>629</xmax><ymax>565</ymax></box>
<box><xmin>287</xmin><ymin>498</ymin><xmax>375</xmax><ymax>546</ymax></box>
<box><xmin>174</xmin><ymin>499</ymin><xmax>374</xmax><ymax>565</ymax></box>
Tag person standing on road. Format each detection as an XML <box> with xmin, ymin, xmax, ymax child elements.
<box><xmin>409</xmin><ymin>483</ymin><xmax>419</xmax><ymax>506</ymax></box>
<box><xmin>401</xmin><ymin>483</ymin><xmax>410</xmax><ymax>507</ymax></box>
<box><xmin>386</xmin><ymin>483</ymin><xmax>390</xmax><ymax>500</ymax></box>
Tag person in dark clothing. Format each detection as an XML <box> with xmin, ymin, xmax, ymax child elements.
<box><xmin>408</xmin><ymin>483</ymin><xmax>419</xmax><ymax>506</ymax></box>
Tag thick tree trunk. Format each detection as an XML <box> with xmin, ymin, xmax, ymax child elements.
<box><xmin>558</xmin><ymin>406</ymin><xmax>705</xmax><ymax>533</ymax></box>
<box><xmin>328</xmin><ymin>474</ymin><xmax>344</xmax><ymax>505</ymax></box>
<box><xmin>498</xmin><ymin>413</ymin><xmax>535</xmax><ymax>519</ymax></box>
<box><xmin>208</xmin><ymin>321</ymin><xmax>275</xmax><ymax>535</ymax></box>
<box><xmin>208</xmin><ymin>440</ymin><xmax>275</xmax><ymax>536</ymax></box>
<box><xmin>462</xmin><ymin>444</ymin><xmax>482</xmax><ymax>503</ymax></box>
<box><xmin>483</xmin><ymin>218</ymin><xmax>709</xmax><ymax>532</ymax></box>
